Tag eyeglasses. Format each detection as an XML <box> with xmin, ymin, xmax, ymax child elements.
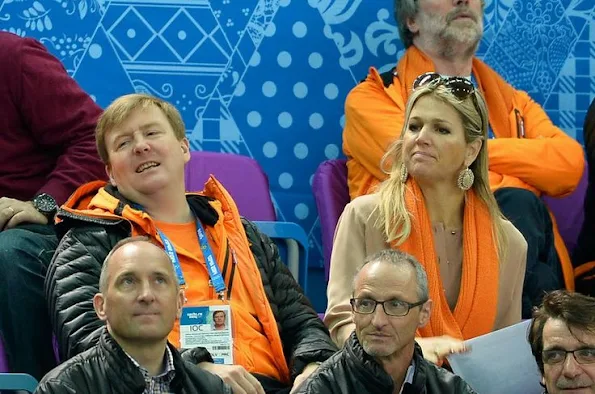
<box><xmin>412</xmin><ymin>72</ymin><xmax>475</xmax><ymax>100</ymax></box>
<box><xmin>350</xmin><ymin>297</ymin><xmax>427</xmax><ymax>317</ymax></box>
<box><xmin>542</xmin><ymin>348</ymin><xmax>595</xmax><ymax>365</ymax></box>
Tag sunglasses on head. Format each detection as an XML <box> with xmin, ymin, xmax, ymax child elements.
<box><xmin>413</xmin><ymin>72</ymin><xmax>475</xmax><ymax>100</ymax></box>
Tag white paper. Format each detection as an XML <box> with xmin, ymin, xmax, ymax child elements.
<box><xmin>447</xmin><ymin>320</ymin><xmax>543</xmax><ymax>394</ymax></box>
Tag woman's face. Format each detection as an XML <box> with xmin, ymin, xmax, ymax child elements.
<box><xmin>401</xmin><ymin>94</ymin><xmax>481</xmax><ymax>186</ymax></box>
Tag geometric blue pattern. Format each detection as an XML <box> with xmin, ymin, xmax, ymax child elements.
<box><xmin>1</xmin><ymin>0</ymin><xmax>594</xmax><ymax>275</ymax></box>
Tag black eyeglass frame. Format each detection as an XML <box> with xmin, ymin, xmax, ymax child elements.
<box><xmin>350</xmin><ymin>297</ymin><xmax>427</xmax><ymax>317</ymax></box>
<box><xmin>542</xmin><ymin>348</ymin><xmax>595</xmax><ymax>365</ymax></box>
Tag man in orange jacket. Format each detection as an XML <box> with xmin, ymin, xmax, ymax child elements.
<box><xmin>343</xmin><ymin>0</ymin><xmax>585</xmax><ymax>317</ymax></box>
<box><xmin>46</xmin><ymin>94</ymin><xmax>337</xmax><ymax>394</ymax></box>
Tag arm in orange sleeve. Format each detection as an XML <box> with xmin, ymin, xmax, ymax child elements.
<box><xmin>487</xmin><ymin>90</ymin><xmax>585</xmax><ymax>197</ymax></box>
<box><xmin>342</xmin><ymin>78</ymin><xmax>407</xmax><ymax>182</ymax></box>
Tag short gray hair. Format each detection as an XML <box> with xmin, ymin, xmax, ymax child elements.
<box><xmin>393</xmin><ymin>0</ymin><xmax>486</xmax><ymax>48</ymax></box>
<box><xmin>99</xmin><ymin>236</ymin><xmax>172</xmax><ymax>292</ymax></box>
<box><xmin>353</xmin><ymin>249</ymin><xmax>429</xmax><ymax>301</ymax></box>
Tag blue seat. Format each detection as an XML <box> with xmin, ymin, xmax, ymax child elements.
<box><xmin>254</xmin><ymin>221</ymin><xmax>309</xmax><ymax>294</ymax></box>
<box><xmin>0</xmin><ymin>373</ymin><xmax>38</xmax><ymax>392</ymax></box>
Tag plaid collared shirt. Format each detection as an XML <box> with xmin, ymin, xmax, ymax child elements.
<box><xmin>125</xmin><ymin>346</ymin><xmax>176</xmax><ymax>394</ymax></box>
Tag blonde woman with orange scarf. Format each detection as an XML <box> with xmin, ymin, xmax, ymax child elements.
<box><xmin>325</xmin><ymin>73</ymin><xmax>527</xmax><ymax>364</ymax></box>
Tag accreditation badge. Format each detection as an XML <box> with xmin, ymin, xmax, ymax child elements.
<box><xmin>179</xmin><ymin>304</ymin><xmax>233</xmax><ymax>364</ymax></box>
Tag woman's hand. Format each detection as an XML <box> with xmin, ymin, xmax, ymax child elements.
<box><xmin>416</xmin><ymin>335</ymin><xmax>469</xmax><ymax>364</ymax></box>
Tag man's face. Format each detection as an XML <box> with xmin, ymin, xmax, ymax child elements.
<box><xmin>94</xmin><ymin>241</ymin><xmax>184</xmax><ymax>345</ymax></box>
<box><xmin>352</xmin><ymin>261</ymin><xmax>431</xmax><ymax>359</ymax></box>
<box><xmin>214</xmin><ymin>311</ymin><xmax>225</xmax><ymax>327</ymax></box>
<box><xmin>542</xmin><ymin>318</ymin><xmax>595</xmax><ymax>394</ymax></box>
<box><xmin>104</xmin><ymin>105</ymin><xmax>190</xmax><ymax>202</ymax></box>
<box><xmin>408</xmin><ymin>0</ymin><xmax>484</xmax><ymax>50</ymax></box>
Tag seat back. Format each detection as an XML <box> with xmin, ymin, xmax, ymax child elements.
<box><xmin>542</xmin><ymin>162</ymin><xmax>588</xmax><ymax>254</ymax></box>
<box><xmin>0</xmin><ymin>340</ymin><xmax>7</xmax><ymax>372</ymax></box>
<box><xmin>185</xmin><ymin>151</ymin><xmax>276</xmax><ymax>221</ymax></box>
<box><xmin>312</xmin><ymin>159</ymin><xmax>349</xmax><ymax>281</ymax></box>
<box><xmin>0</xmin><ymin>373</ymin><xmax>38</xmax><ymax>392</ymax></box>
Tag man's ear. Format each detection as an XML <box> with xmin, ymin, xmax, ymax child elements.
<box><xmin>406</xmin><ymin>16</ymin><xmax>419</xmax><ymax>35</ymax></box>
<box><xmin>418</xmin><ymin>299</ymin><xmax>433</xmax><ymax>328</ymax></box>
<box><xmin>181</xmin><ymin>138</ymin><xmax>190</xmax><ymax>164</ymax></box>
<box><xmin>105</xmin><ymin>165</ymin><xmax>116</xmax><ymax>186</ymax></box>
<box><xmin>94</xmin><ymin>293</ymin><xmax>108</xmax><ymax>322</ymax></box>
<box><xmin>176</xmin><ymin>288</ymin><xmax>185</xmax><ymax>319</ymax></box>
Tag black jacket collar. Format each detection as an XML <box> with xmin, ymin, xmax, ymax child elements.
<box><xmin>98</xmin><ymin>327</ymin><xmax>189</xmax><ymax>394</ymax></box>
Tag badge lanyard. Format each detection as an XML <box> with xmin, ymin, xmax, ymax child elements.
<box><xmin>156</xmin><ymin>219</ymin><xmax>227</xmax><ymax>299</ymax></box>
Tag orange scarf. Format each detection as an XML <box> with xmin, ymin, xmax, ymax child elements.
<box><xmin>396</xmin><ymin>46</ymin><xmax>515</xmax><ymax>139</ymax></box>
<box><xmin>395</xmin><ymin>179</ymin><xmax>499</xmax><ymax>340</ymax></box>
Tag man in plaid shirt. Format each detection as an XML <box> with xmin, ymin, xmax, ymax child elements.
<box><xmin>35</xmin><ymin>236</ymin><xmax>231</xmax><ymax>394</ymax></box>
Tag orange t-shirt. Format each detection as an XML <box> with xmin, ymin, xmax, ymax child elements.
<box><xmin>155</xmin><ymin>220</ymin><xmax>282</xmax><ymax>380</ymax></box>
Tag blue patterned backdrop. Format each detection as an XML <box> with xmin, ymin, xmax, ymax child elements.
<box><xmin>1</xmin><ymin>0</ymin><xmax>593</xmax><ymax>309</ymax></box>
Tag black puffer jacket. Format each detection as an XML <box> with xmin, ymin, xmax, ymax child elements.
<box><xmin>294</xmin><ymin>332</ymin><xmax>477</xmax><ymax>394</ymax></box>
<box><xmin>45</xmin><ymin>184</ymin><xmax>337</xmax><ymax>381</ymax></box>
<box><xmin>34</xmin><ymin>328</ymin><xmax>231</xmax><ymax>394</ymax></box>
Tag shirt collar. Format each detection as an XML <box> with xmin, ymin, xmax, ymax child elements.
<box><xmin>124</xmin><ymin>345</ymin><xmax>176</xmax><ymax>379</ymax></box>
<box><xmin>398</xmin><ymin>359</ymin><xmax>416</xmax><ymax>394</ymax></box>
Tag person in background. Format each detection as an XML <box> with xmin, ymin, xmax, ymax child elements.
<box><xmin>326</xmin><ymin>75</ymin><xmax>527</xmax><ymax>363</ymax></box>
<box><xmin>297</xmin><ymin>250</ymin><xmax>476</xmax><ymax>394</ymax></box>
<box><xmin>528</xmin><ymin>290</ymin><xmax>595</xmax><ymax>394</ymax></box>
<box><xmin>342</xmin><ymin>0</ymin><xmax>585</xmax><ymax>317</ymax></box>
<box><xmin>0</xmin><ymin>31</ymin><xmax>106</xmax><ymax>380</ymax></box>
<box><xmin>45</xmin><ymin>93</ymin><xmax>337</xmax><ymax>394</ymax></box>
<box><xmin>573</xmin><ymin>97</ymin><xmax>595</xmax><ymax>296</ymax></box>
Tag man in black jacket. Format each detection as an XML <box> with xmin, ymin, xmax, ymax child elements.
<box><xmin>294</xmin><ymin>250</ymin><xmax>476</xmax><ymax>394</ymax></box>
<box><xmin>45</xmin><ymin>93</ymin><xmax>337</xmax><ymax>394</ymax></box>
<box><xmin>36</xmin><ymin>236</ymin><xmax>230</xmax><ymax>394</ymax></box>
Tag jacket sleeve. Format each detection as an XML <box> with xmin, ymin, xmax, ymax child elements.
<box><xmin>487</xmin><ymin>90</ymin><xmax>585</xmax><ymax>197</ymax></box>
<box><xmin>34</xmin><ymin>379</ymin><xmax>77</xmax><ymax>394</ymax></box>
<box><xmin>45</xmin><ymin>225</ymin><xmax>120</xmax><ymax>360</ymax></box>
<box><xmin>16</xmin><ymin>38</ymin><xmax>106</xmax><ymax>205</ymax></box>
<box><xmin>242</xmin><ymin>219</ymin><xmax>338</xmax><ymax>380</ymax></box>
<box><xmin>343</xmin><ymin>78</ymin><xmax>406</xmax><ymax>182</ymax></box>
<box><xmin>324</xmin><ymin>201</ymin><xmax>369</xmax><ymax>347</ymax></box>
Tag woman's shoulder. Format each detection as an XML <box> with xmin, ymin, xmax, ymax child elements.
<box><xmin>497</xmin><ymin>217</ymin><xmax>528</xmax><ymax>250</ymax></box>
<box><xmin>346</xmin><ymin>193</ymin><xmax>380</xmax><ymax>216</ymax></box>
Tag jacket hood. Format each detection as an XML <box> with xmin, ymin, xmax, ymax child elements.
<box><xmin>54</xmin><ymin>178</ymin><xmax>224</xmax><ymax>239</ymax></box>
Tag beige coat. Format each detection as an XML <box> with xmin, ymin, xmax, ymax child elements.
<box><xmin>324</xmin><ymin>193</ymin><xmax>528</xmax><ymax>347</ymax></box>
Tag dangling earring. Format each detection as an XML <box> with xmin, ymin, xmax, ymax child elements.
<box><xmin>399</xmin><ymin>164</ymin><xmax>408</xmax><ymax>183</ymax></box>
<box><xmin>457</xmin><ymin>167</ymin><xmax>474</xmax><ymax>191</ymax></box>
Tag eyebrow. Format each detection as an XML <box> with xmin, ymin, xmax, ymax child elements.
<box><xmin>409</xmin><ymin>116</ymin><xmax>454</xmax><ymax>126</ymax></box>
<box><xmin>543</xmin><ymin>345</ymin><xmax>595</xmax><ymax>351</ymax></box>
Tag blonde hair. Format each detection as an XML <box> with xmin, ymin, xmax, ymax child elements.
<box><xmin>96</xmin><ymin>93</ymin><xmax>186</xmax><ymax>163</ymax></box>
<box><xmin>373</xmin><ymin>83</ymin><xmax>507</xmax><ymax>258</ymax></box>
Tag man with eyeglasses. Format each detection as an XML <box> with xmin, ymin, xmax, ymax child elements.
<box><xmin>343</xmin><ymin>0</ymin><xmax>585</xmax><ymax>317</ymax></box>
<box><xmin>294</xmin><ymin>249</ymin><xmax>476</xmax><ymax>394</ymax></box>
<box><xmin>529</xmin><ymin>290</ymin><xmax>595</xmax><ymax>394</ymax></box>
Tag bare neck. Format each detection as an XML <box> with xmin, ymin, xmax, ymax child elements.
<box><xmin>414</xmin><ymin>40</ymin><xmax>476</xmax><ymax>77</ymax></box>
<box><xmin>136</xmin><ymin>187</ymin><xmax>193</xmax><ymax>224</ymax></box>
<box><xmin>376</xmin><ymin>344</ymin><xmax>415</xmax><ymax>393</ymax></box>
<box><xmin>418</xmin><ymin>181</ymin><xmax>465</xmax><ymax>229</ymax></box>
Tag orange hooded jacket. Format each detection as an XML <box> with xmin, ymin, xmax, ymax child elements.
<box><xmin>55</xmin><ymin>177</ymin><xmax>291</xmax><ymax>383</ymax></box>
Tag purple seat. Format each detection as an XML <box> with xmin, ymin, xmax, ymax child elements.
<box><xmin>312</xmin><ymin>159</ymin><xmax>349</xmax><ymax>282</ymax></box>
<box><xmin>0</xmin><ymin>340</ymin><xmax>7</xmax><ymax>372</ymax></box>
<box><xmin>185</xmin><ymin>151</ymin><xmax>276</xmax><ymax>221</ymax></box>
<box><xmin>542</xmin><ymin>162</ymin><xmax>588</xmax><ymax>255</ymax></box>
<box><xmin>185</xmin><ymin>151</ymin><xmax>309</xmax><ymax>291</ymax></box>
<box><xmin>313</xmin><ymin>159</ymin><xmax>588</xmax><ymax>283</ymax></box>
